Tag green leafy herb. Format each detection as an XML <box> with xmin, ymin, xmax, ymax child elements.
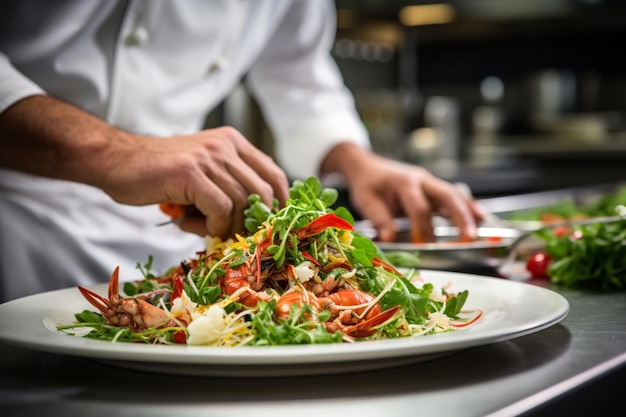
<box><xmin>249</xmin><ymin>301</ymin><xmax>341</xmax><ymax>345</ymax></box>
<box><xmin>541</xmin><ymin>219</ymin><xmax>626</xmax><ymax>290</ymax></box>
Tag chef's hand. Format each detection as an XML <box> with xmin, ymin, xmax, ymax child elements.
<box><xmin>320</xmin><ymin>143</ymin><xmax>485</xmax><ymax>243</ymax></box>
<box><xmin>0</xmin><ymin>95</ymin><xmax>289</xmax><ymax>238</ymax></box>
<box><xmin>102</xmin><ymin>126</ymin><xmax>290</xmax><ymax>238</ymax></box>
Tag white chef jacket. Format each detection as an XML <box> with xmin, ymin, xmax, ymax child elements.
<box><xmin>0</xmin><ymin>0</ymin><xmax>370</xmax><ymax>301</ymax></box>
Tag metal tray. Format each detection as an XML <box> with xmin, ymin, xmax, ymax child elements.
<box><xmin>355</xmin><ymin>217</ymin><xmax>520</xmax><ymax>270</ymax></box>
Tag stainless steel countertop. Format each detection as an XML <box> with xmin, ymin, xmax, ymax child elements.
<box><xmin>2</xmin><ymin>278</ymin><xmax>624</xmax><ymax>417</ymax></box>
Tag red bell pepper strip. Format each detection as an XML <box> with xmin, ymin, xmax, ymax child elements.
<box><xmin>295</xmin><ymin>213</ymin><xmax>353</xmax><ymax>239</ymax></box>
<box><xmin>171</xmin><ymin>275</ymin><xmax>184</xmax><ymax>301</ymax></box>
<box><xmin>301</xmin><ymin>250</ymin><xmax>321</xmax><ymax>266</ymax></box>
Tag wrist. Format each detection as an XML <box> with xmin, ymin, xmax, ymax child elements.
<box><xmin>319</xmin><ymin>141</ymin><xmax>372</xmax><ymax>181</ymax></box>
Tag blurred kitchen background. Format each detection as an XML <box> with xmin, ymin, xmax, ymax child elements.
<box><xmin>209</xmin><ymin>0</ymin><xmax>626</xmax><ymax>198</ymax></box>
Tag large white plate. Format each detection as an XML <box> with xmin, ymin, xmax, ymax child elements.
<box><xmin>0</xmin><ymin>270</ymin><xmax>569</xmax><ymax>377</ymax></box>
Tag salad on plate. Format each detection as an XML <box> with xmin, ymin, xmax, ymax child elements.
<box><xmin>58</xmin><ymin>177</ymin><xmax>482</xmax><ymax>346</ymax></box>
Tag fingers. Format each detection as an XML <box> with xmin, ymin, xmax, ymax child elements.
<box><xmin>453</xmin><ymin>181</ymin><xmax>488</xmax><ymax>223</ymax></box>
<box><xmin>351</xmin><ymin>188</ymin><xmax>397</xmax><ymax>242</ymax></box>
<box><xmin>417</xmin><ymin>176</ymin><xmax>482</xmax><ymax>242</ymax></box>
<box><xmin>176</xmin><ymin>127</ymin><xmax>289</xmax><ymax>238</ymax></box>
<box><xmin>378</xmin><ymin>179</ymin><xmax>479</xmax><ymax>244</ymax></box>
<box><xmin>225</xmin><ymin>129</ymin><xmax>289</xmax><ymax>207</ymax></box>
<box><xmin>396</xmin><ymin>183</ymin><xmax>436</xmax><ymax>243</ymax></box>
<box><xmin>346</xmin><ymin>158</ymin><xmax>482</xmax><ymax>244</ymax></box>
<box><xmin>204</xmin><ymin>127</ymin><xmax>288</xmax><ymax>208</ymax></box>
<box><xmin>198</xmin><ymin>178</ymin><xmax>247</xmax><ymax>238</ymax></box>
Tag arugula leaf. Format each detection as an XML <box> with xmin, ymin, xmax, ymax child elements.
<box><xmin>348</xmin><ymin>235</ymin><xmax>378</xmax><ymax>267</ymax></box>
<box><xmin>333</xmin><ymin>205</ymin><xmax>354</xmax><ymax>225</ymax></box>
<box><xmin>75</xmin><ymin>309</ymin><xmax>104</xmax><ymax>324</ymax></box>
<box><xmin>444</xmin><ymin>290</ymin><xmax>468</xmax><ymax>317</ymax></box>
<box><xmin>381</xmin><ymin>276</ymin><xmax>432</xmax><ymax>322</ymax></box>
<box><xmin>136</xmin><ymin>255</ymin><xmax>156</xmax><ymax>279</ymax></box>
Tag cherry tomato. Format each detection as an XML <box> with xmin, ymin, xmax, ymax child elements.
<box><xmin>173</xmin><ymin>330</ymin><xmax>187</xmax><ymax>344</ymax></box>
<box><xmin>526</xmin><ymin>251</ymin><xmax>552</xmax><ymax>279</ymax></box>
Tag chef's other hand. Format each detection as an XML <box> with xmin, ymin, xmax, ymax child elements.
<box><xmin>321</xmin><ymin>143</ymin><xmax>485</xmax><ymax>243</ymax></box>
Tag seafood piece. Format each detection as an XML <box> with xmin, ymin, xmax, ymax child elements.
<box><xmin>275</xmin><ymin>290</ymin><xmax>320</xmax><ymax>321</ymax></box>
<box><xmin>321</xmin><ymin>289</ymin><xmax>381</xmax><ymax>317</ymax></box>
<box><xmin>221</xmin><ymin>263</ymin><xmax>272</xmax><ymax>307</ymax></box>
<box><xmin>275</xmin><ymin>288</ymin><xmax>399</xmax><ymax>339</ymax></box>
<box><xmin>325</xmin><ymin>304</ymin><xmax>400</xmax><ymax>339</ymax></box>
<box><xmin>77</xmin><ymin>266</ymin><xmax>177</xmax><ymax>332</ymax></box>
<box><xmin>320</xmin><ymin>289</ymin><xmax>400</xmax><ymax>338</ymax></box>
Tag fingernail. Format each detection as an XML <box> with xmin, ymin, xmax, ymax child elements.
<box><xmin>464</xmin><ymin>225</ymin><xmax>477</xmax><ymax>241</ymax></box>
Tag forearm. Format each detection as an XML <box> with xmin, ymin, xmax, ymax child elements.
<box><xmin>0</xmin><ymin>95</ymin><xmax>134</xmax><ymax>190</ymax></box>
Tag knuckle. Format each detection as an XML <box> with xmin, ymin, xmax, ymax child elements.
<box><xmin>272</xmin><ymin>167</ymin><xmax>288</xmax><ymax>184</ymax></box>
<box><xmin>256</xmin><ymin>182</ymin><xmax>275</xmax><ymax>201</ymax></box>
<box><xmin>215</xmin><ymin>125</ymin><xmax>243</xmax><ymax>142</ymax></box>
<box><xmin>266</xmin><ymin>168</ymin><xmax>288</xmax><ymax>191</ymax></box>
<box><xmin>211</xmin><ymin>198</ymin><xmax>234</xmax><ymax>219</ymax></box>
<box><xmin>410</xmin><ymin>198</ymin><xmax>432</xmax><ymax>216</ymax></box>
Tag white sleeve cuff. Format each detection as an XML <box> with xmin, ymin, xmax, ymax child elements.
<box><xmin>274</xmin><ymin>112</ymin><xmax>371</xmax><ymax>181</ymax></box>
<box><xmin>0</xmin><ymin>53</ymin><xmax>46</xmax><ymax>113</ymax></box>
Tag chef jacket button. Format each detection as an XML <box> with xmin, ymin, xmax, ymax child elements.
<box><xmin>209</xmin><ymin>56</ymin><xmax>229</xmax><ymax>74</ymax></box>
<box><xmin>125</xmin><ymin>26</ymin><xmax>149</xmax><ymax>46</ymax></box>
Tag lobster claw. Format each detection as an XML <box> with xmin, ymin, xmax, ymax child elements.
<box><xmin>76</xmin><ymin>266</ymin><xmax>173</xmax><ymax>331</ymax></box>
<box><xmin>77</xmin><ymin>284</ymin><xmax>114</xmax><ymax>314</ymax></box>
<box><xmin>77</xmin><ymin>266</ymin><xmax>122</xmax><ymax>315</ymax></box>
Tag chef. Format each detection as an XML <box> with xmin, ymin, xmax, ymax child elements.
<box><xmin>0</xmin><ymin>0</ymin><xmax>484</xmax><ymax>301</ymax></box>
